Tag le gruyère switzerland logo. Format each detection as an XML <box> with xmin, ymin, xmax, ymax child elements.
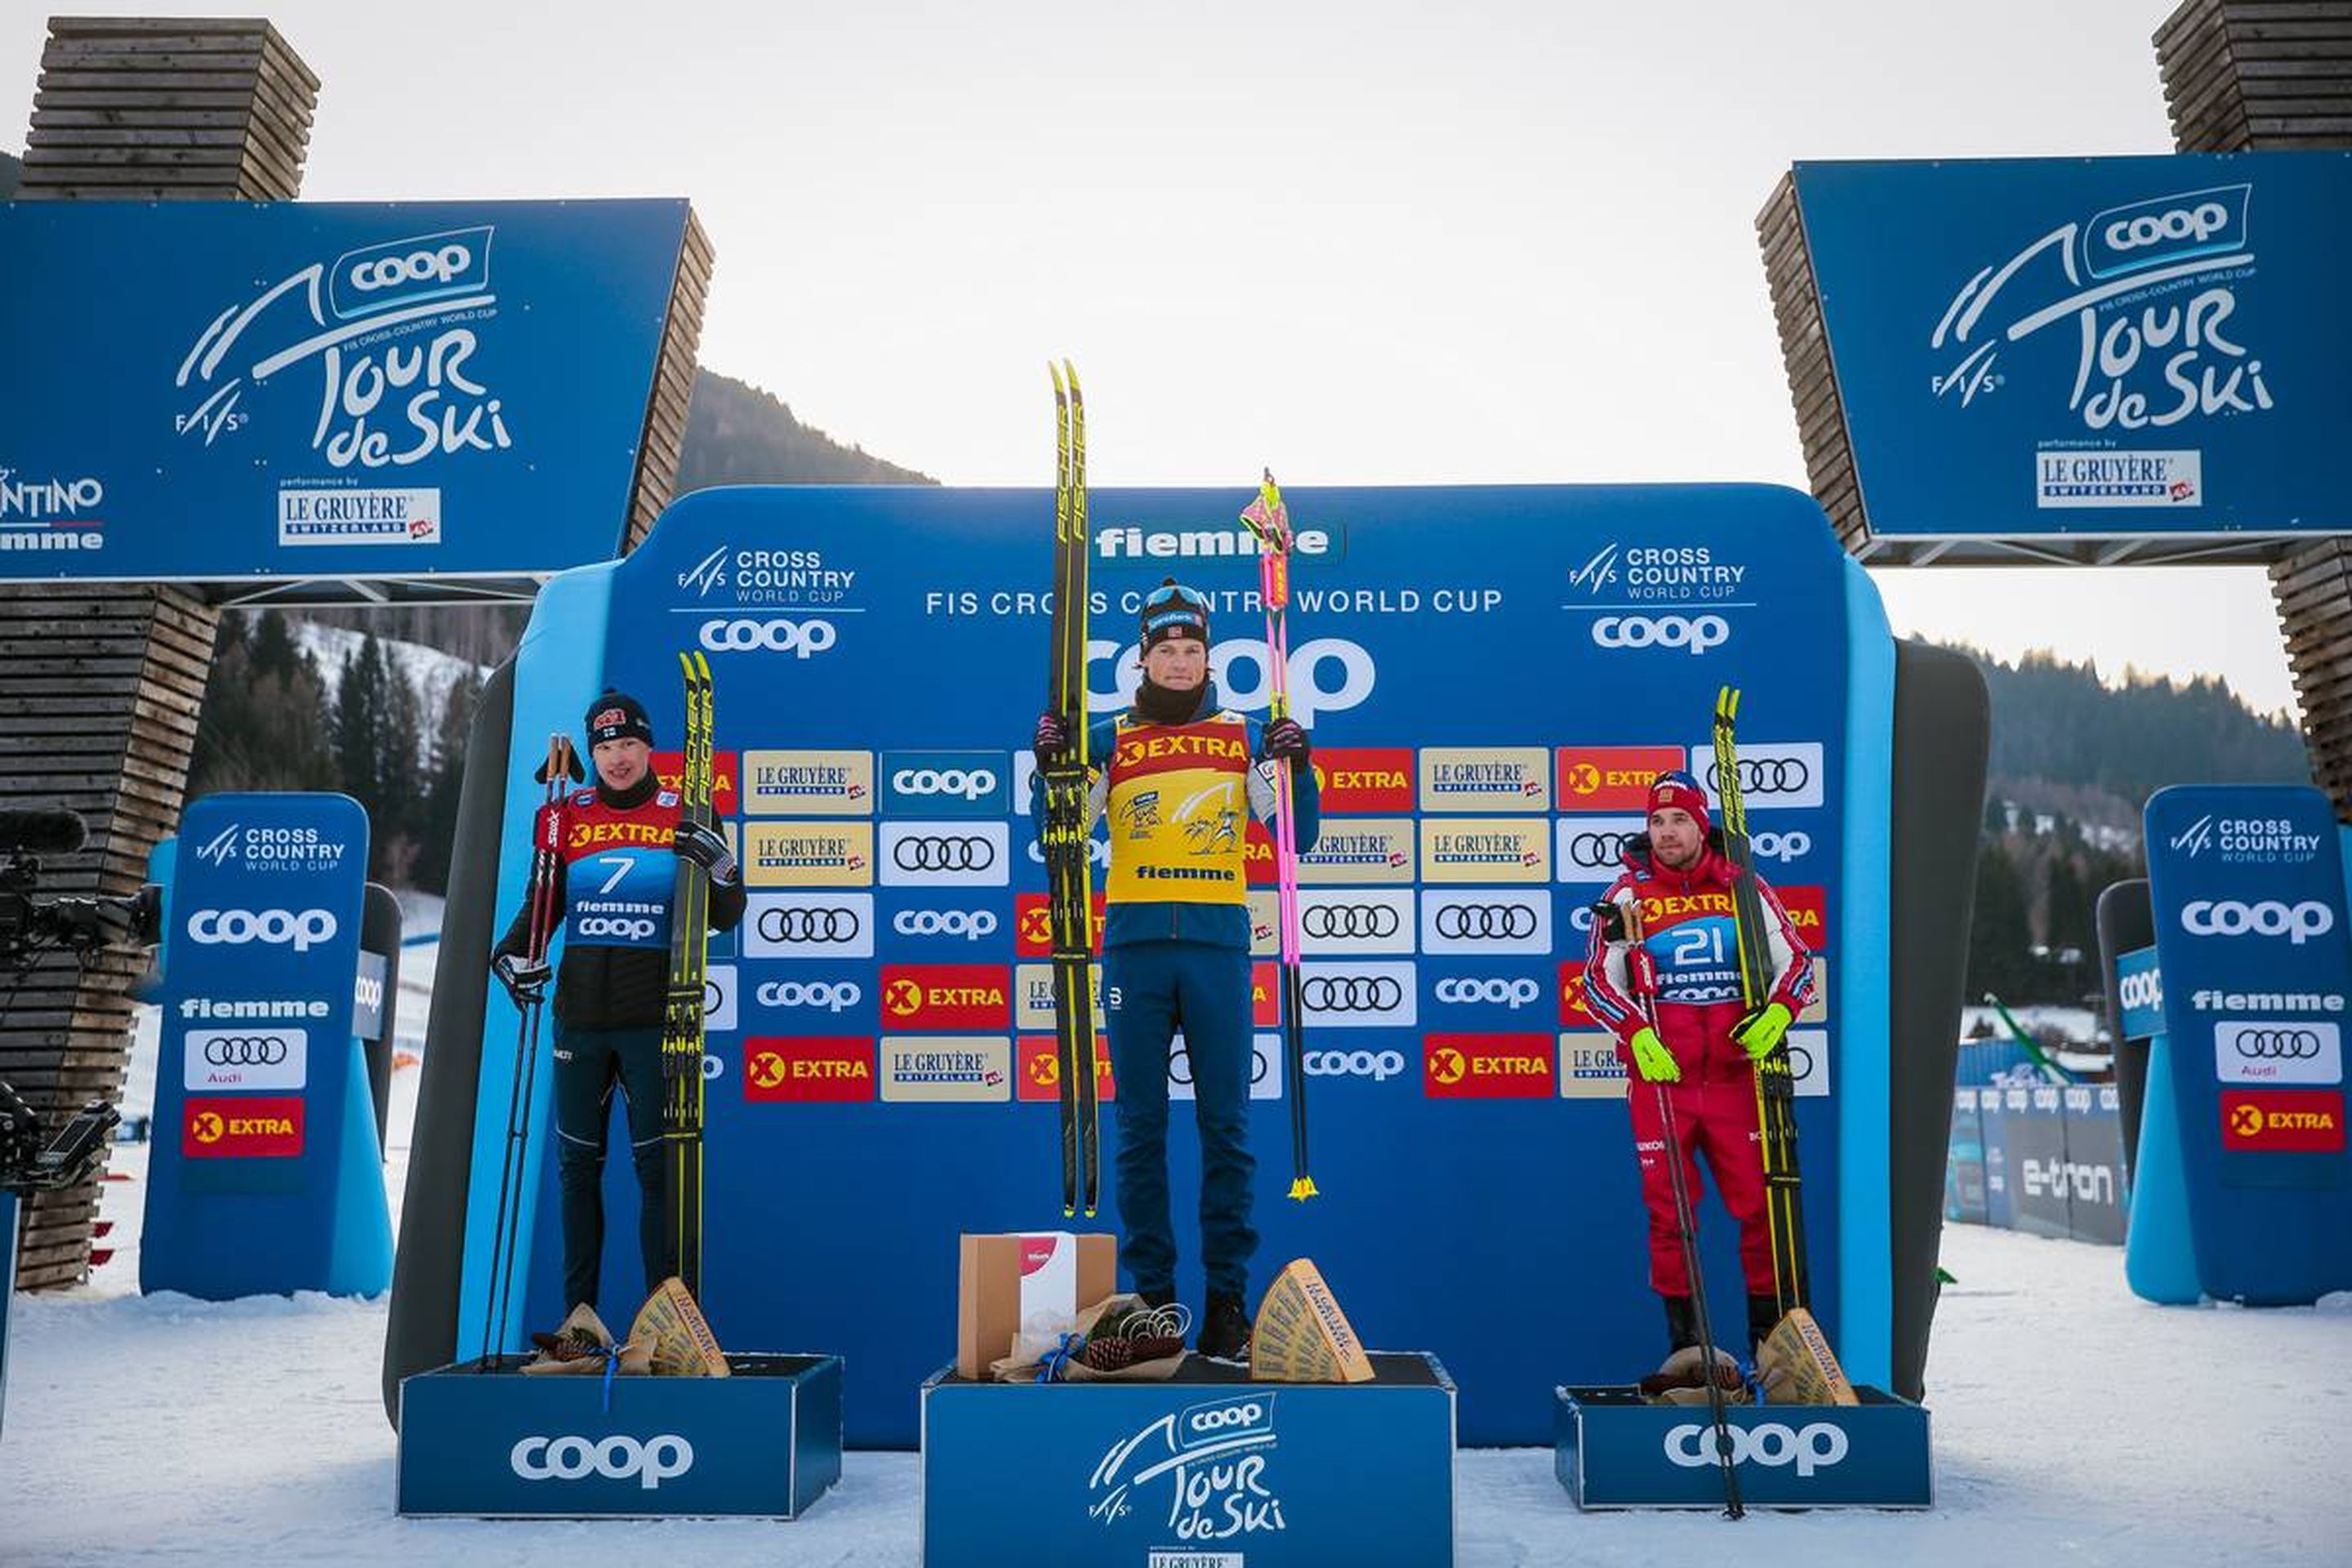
<box><xmin>1929</xmin><ymin>183</ymin><xmax>2270</xmax><ymax>438</ymax></box>
<box><xmin>174</xmin><ymin>225</ymin><xmax>510</xmax><ymax>466</ymax></box>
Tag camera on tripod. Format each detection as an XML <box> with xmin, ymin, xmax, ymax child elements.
<box><xmin>0</xmin><ymin>806</ymin><xmax>163</xmax><ymax>966</ymax></box>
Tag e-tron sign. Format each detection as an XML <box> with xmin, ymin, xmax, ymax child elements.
<box><xmin>0</xmin><ymin>200</ymin><xmax>693</xmax><ymax>585</ymax></box>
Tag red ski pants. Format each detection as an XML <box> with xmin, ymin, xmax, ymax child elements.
<box><xmin>1627</xmin><ymin>1072</ymin><xmax>1775</xmax><ymax>1298</ymax></box>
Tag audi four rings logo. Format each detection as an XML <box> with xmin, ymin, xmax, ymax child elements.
<box><xmin>1303</xmin><ymin>904</ymin><xmax>1402</xmax><ymax>939</ymax></box>
<box><xmin>893</xmin><ymin>909</ymin><xmax>1000</xmax><ymax>940</ymax></box>
<box><xmin>1435</xmin><ymin>904</ymin><xmax>1539</xmax><ymax>940</ymax></box>
<box><xmin>2234</xmin><ymin>1027</ymin><xmax>2325</xmax><ymax>1059</ymax></box>
<box><xmin>754</xmin><ymin>980</ymin><xmax>862</xmax><ymax>1012</ymax></box>
<box><xmin>202</xmin><ymin>1036</ymin><xmax>290</xmax><ymax>1066</ymax></box>
<box><xmin>1304</xmin><ymin>1048</ymin><xmax>1408</xmax><ymax>1080</ymax></box>
<box><xmin>1562</xmin><ymin>830</ymin><xmax>1638</xmax><ymax>870</ymax></box>
<box><xmin>1302</xmin><ymin>975</ymin><xmax>1405</xmax><ymax>1012</ymax></box>
<box><xmin>1591</xmin><ymin>614</ymin><xmax>1728</xmax><ymax>655</ymax></box>
<box><xmin>510</xmin><ymin>1433</ymin><xmax>694</xmax><ymax>1490</ymax></box>
<box><xmin>697</xmin><ymin>617</ymin><xmax>838</xmax><ymax>657</ymax></box>
<box><xmin>756</xmin><ymin>906</ymin><xmax>862</xmax><ymax>942</ymax></box>
<box><xmin>186</xmin><ymin>907</ymin><xmax>338</xmax><ymax>952</ymax></box>
<box><xmin>2181</xmin><ymin>898</ymin><xmax>2336</xmax><ymax>945</ymax></box>
<box><xmin>1753</xmin><ymin>831</ymin><xmax>1811</xmax><ymax>862</ymax></box>
<box><xmin>1434</xmin><ymin>977</ymin><xmax>1542</xmax><ymax>1008</ymax></box>
<box><xmin>575</xmin><ymin>915</ymin><xmax>657</xmax><ymax>940</ymax></box>
<box><xmin>1709</xmin><ymin>757</ymin><xmax>1811</xmax><ymax>795</ymax></box>
<box><xmin>893</xmin><ymin>835</ymin><xmax>996</xmax><ymax>872</ymax></box>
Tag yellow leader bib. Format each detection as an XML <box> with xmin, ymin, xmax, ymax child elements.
<box><xmin>1105</xmin><ymin>713</ymin><xmax>1254</xmax><ymax>906</ymax></box>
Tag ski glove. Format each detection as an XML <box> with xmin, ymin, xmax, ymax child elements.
<box><xmin>672</xmin><ymin>821</ymin><xmax>739</xmax><ymax>886</ymax></box>
<box><xmin>1733</xmin><ymin>1001</ymin><xmax>1794</xmax><ymax>1062</ymax></box>
<box><xmin>1033</xmin><ymin>711</ymin><xmax>1071</xmax><ymax>760</ymax></box>
<box><xmin>1629</xmin><ymin>1027</ymin><xmax>1682</xmax><ymax>1085</ymax></box>
<box><xmin>494</xmin><ymin>953</ymin><xmax>551</xmax><ymax>1008</ymax></box>
<box><xmin>1261</xmin><ymin>717</ymin><xmax>1311</xmax><ymax>765</ymax></box>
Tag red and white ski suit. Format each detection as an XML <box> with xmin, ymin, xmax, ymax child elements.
<box><xmin>1581</xmin><ymin>841</ymin><xmax>1812</xmax><ymax>1297</ymax></box>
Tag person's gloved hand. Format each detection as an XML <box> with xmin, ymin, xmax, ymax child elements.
<box><xmin>494</xmin><ymin>952</ymin><xmax>551</xmax><ymax>1008</ymax></box>
<box><xmin>1629</xmin><ymin>1027</ymin><xmax>1682</xmax><ymax>1084</ymax></box>
<box><xmin>1732</xmin><ymin>1001</ymin><xmax>1795</xmax><ymax>1062</ymax></box>
<box><xmin>672</xmin><ymin>821</ymin><xmax>739</xmax><ymax>886</ymax></box>
<box><xmin>1033</xmin><ymin>711</ymin><xmax>1071</xmax><ymax>761</ymax></box>
<box><xmin>1261</xmin><ymin>717</ymin><xmax>1311</xmax><ymax>766</ymax></box>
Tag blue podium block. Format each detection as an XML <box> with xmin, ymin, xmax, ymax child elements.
<box><xmin>921</xmin><ymin>1352</ymin><xmax>1456</xmax><ymax>1568</ymax></box>
<box><xmin>1554</xmin><ymin>1384</ymin><xmax>1931</xmax><ymax>1509</ymax></box>
<box><xmin>397</xmin><ymin>1352</ymin><xmax>842</xmax><ymax>1518</ymax></box>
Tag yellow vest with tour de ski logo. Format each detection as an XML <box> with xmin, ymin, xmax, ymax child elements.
<box><xmin>1105</xmin><ymin>713</ymin><xmax>1254</xmax><ymax>906</ymax></box>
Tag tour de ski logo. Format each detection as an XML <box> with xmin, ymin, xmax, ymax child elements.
<box><xmin>1088</xmin><ymin>1394</ymin><xmax>1286</xmax><ymax>1546</ymax></box>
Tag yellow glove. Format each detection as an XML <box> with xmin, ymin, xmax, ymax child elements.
<box><xmin>1629</xmin><ymin>1027</ymin><xmax>1682</xmax><ymax>1085</ymax></box>
<box><xmin>1733</xmin><ymin>1001</ymin><xmax>1794</xmax><ymax>1062</ymax></box>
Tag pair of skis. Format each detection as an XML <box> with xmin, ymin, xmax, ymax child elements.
<box><xmin>1240</xmin><ymin>473</ymin><xmax>1316</xmax><ymax>1201</ymax></box>
<box><xmin>665</xmin><ymin>651</ymin><xmax>718</xmax><ymax>1300</ymax></box>
<box><xmin>478</xmin><ymin>733</ymin><xmax>576</xmax><ymax>1366</ymax></box>
<box><xmin>1044</xmin><ymin>362</ymin><xmax>1102</xmax><ymax>1218</ymax></box>
<box><xmin>1713</xmin><ymin>684</ymin><xmax>1810</xmax><ymax>1320</ymax></box>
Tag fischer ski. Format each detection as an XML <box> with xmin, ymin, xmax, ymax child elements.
<box><xmin>1044</xmin><ymin>359</ymin><xmax>1102</xmax><ymax>1218</ymax></box>
<box><xmin>479</xmin><ymin>732</ymin><xmax>575</xmax><ymax>1367</ymax></box>
<box><xmin>1713</xmin><ymin>684</ymin><xmax>1809</xmax><ymax>1316</ymax></box>
<box><xmin>664</xmin><ymin>651</ymin><xmax>716</xmax><ymax>1299</ymax></box>
<box><xmin>1240</xmin><ymin>470</ymin><xmax>1317</xmax><ymax>1201</ymax></box>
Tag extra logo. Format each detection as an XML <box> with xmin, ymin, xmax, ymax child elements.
<box><xmin>743</xmin><ymin>1038</ymin><xmax>875</xmax><ymax>1102</ymax></box>
<box><xmin>881</xmin><ymin>751</ymin><xmax>1010</xmax><ymax>817</ymax></box>
<box><xmin>1296</xmin><ymin>960</ymin><xmax>1418</xmax><ymax>1027</ymax></box>
<box><xmin>1418</xmin><ymin>747</ymin><xmax>1551</xmax><ymax>813</ymax></box>
<box><xmin>1664</xmin><ymin>1421</ymin><xmax>1848</xmax><ymax>1477</ymax></box>
<box><xmin>2180</xmin><ymin>898</ymin><xmax>2337</xmax><ymax>946</ymax></box>
<box><xmin>1554</xmin><ymin>815</ymin><xmax>1646</xmax><ymax>883</ymax></box>
<box><xmin>1296</xmin><ymin>889</ymin><xmax>1417</xmax><ymax>956</ymax></box>
<box><xmin>1423</xmin><ymin>1034</ymin><xmax>1556</xmax><ymax>1098</ymax></box>
<box><xmin>1691</xmin><ymin>741</ymin><xmax>1826</xmax><ymax>811</ymax></box>
<box><xmin>2212</xmin><ymin>1020</ymin><xmax>2343</xmax><ymax>1086</ymax></box>
<box><xmin>879</xmin><ymin>964</ymin><xmax>1011</xmax><ymax>1030</ymax></box>
<box><xmin>510</xmin><ymin>1433</ymin><xmax>693</xmax><ymax>1491</ymax></box>
<box><xmin>1591</xmin><ymin>613</ymin><xmax>1727</xmax><ymax>656</ymax></box>
<box><xmin>186</xmin><ymin>906</ymin><xmax>339</xmax><ymax>953</ymax></box>
<box><xmin>1014</xmin><ymin>891</ymin><xmax>1105</xmax><ymax>957</ymax></box>
<box><xmin>1420</xmin><ymin>890</ymin><xmax>1551</xmax><ymax>957</ymax></box>
<box><xmin>2219</xmin><ymin>1088</ymin><xmax>2345</xmax><ymax>1153</ymax></box>
<box><xmin>1088</xmin><ymin>1395</ymin><xmax>1285</xmax><ymax>1540</ymax></box>
<box><xmin>744</xmin><ymin>893</ymin><xmax>875</xmax><ymax>960</ymax></box>
<box><xmin>184</xmin><ymin>1027</ymin><xmax>308</xmax><ymax>1092</ymax></box>
<box><xmin>1309</xmin><ymin>747</ymin><xmax>1416</xmax><ymax>813</ymax></box>
<box><xmin>880</xmin><ymin>822</ymin><xmax>1010</xmax><ymax>888</ymax></box>
<box><xmin>181</xmin><ymin>1095</ymin><xmax>304</xmax><ymax>1158</ymax></box>
<box><xmin>1017</xmin><ymin>1037</ymin><xmax>1117</xmax><ymax>1102</ymax></box>
<box><xmin>880</xmin><ymin>1036</ymin><xmax>1013</xmax><ymax>1102</ymax></box>
<box><xmin>1556</xmin><ymin>746</ymin><xmax>1686</xmax><ymax>812</ymax></box>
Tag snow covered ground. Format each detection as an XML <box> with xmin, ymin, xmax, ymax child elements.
<box><xmin>10</xmin><ymin>925</ymin><xmax>2347</xmax><ymax>1564</ymax></box>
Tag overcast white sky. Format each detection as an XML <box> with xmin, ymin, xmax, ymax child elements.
<box><xmin>2</xmin><ymin>1</ymin><xmax>2313</xmax><ymax>717</ymax></box>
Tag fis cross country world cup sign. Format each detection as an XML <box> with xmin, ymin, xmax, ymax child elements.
<box><xmin>1790</xmin><ymin>152</ymin><xmax>2352</xmax><ymax>540</ymax></box>
<box><xmin>0</xmin><ymin>201</ymin><xmax>692</xmax><ymax>582</ymax></box>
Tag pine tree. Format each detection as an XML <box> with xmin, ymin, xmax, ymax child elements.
<box><xmin>1966</xmin><ymin>843</ymin><xmax>2034</xmax><ymax>1003</ymax></box>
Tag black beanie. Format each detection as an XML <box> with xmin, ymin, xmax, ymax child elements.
<box><xmin>1139</xmin><ymin>577</ymin><xmax>1210</xmax><ymax>653</ymax></box>
<box><xmin>585</xmin><ymin>689</ymin><xmax>653</xmax><ymax>747</ymax></box>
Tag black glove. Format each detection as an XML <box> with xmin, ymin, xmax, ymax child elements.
<box><xmin>1033</xmin><ymin>710</ymin><xmax>1071</xmax><ymax>761</ymax></box>
<box><xmin>494</xmin><ymin>952</ymin><xmax>551</xmax><ymax>1008</ymax></box>
<box><xmin>1262</xmin><ymin>717</ymin><xmax>1311</xmax><ymax>766</ymax></box>
<box><xmin>672</xmin><ymin>821</ymin><xmax>739</xmax><ymax>885</ymax></box>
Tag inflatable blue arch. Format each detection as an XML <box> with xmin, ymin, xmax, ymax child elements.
<box><xmin>384</xmin><ymin>483</ymin><xmax>1987</xmax><ymax>1446</ymax></box>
